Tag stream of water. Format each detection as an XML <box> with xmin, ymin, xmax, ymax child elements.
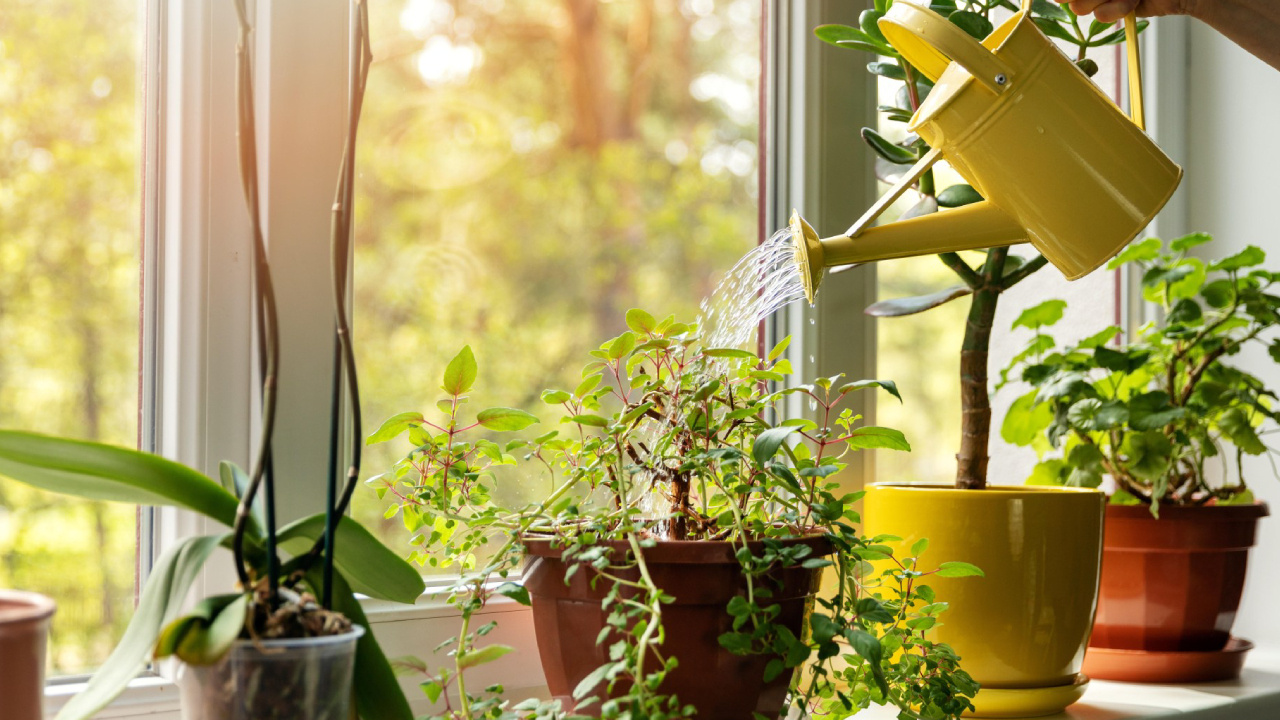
<box><xmin>697</xmin><ymin>225</ymin><xmax>809</xmax><ymax>351</ymax></box>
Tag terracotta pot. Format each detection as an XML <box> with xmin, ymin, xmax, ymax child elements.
<box><xmin>0</xmin><ymin>590</ymin><xmax>56</xmax><ymax>720</ymax></box>
<box><xmin>523</xmin><ymin>536</ymin><xmax>830</xmax><ymax>719</ymax></box>
<box><xmin>1088</xmin><ymin>502</ymin><xmax>1269</xmax><ymax>653</ymax></box>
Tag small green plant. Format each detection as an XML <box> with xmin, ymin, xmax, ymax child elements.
<box><xmin>1001</xmin><ymin>234</ymin><xmax>1280</xmax><ymax>513</ymax></box>
<box><xmin>814</xmin><ymin>0</ymin><xmax>1145</xmax><ymax>489</ymax></box>
<box><xmin>372</xmin><ymin>310</ymin><xmax>980</xmax><ymax>720</ymax></box>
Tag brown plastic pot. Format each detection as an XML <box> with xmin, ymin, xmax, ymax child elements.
<box><xmin>523</xmin><ymin>535</ymin><xmax>830</xmax><ymax>719</ymax></box>
<box><xmin>0</xmin><ymin>590</ymin><xmax>56</xmax><ymax>720</ymax></box>
<box><xmin>1088</xmin><ymin>502</ymin><xmax>1269</xmax><ymax>654</ymax></box>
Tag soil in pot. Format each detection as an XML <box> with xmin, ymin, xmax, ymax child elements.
<box><xmin>178</xmin><ymin>625</ymin><xmax>364</xmax><ymax>720</ymax></box>
<box><xmin>523</xmin><ymin>535</ymin><xmax>830</xmax><ymax>719</ymax></box>
<box><xmin>0</xmin><ymin>590</ymin><xmax>56</xmax><ymax>720</ymax></box>
<box><xmin>1084</xmin><ymin>502</ymin><xmax>1269</xmax><ymax>683</ymax></box>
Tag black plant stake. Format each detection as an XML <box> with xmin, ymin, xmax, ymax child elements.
<box><xmin>318</xmin><ymin>0</ymin><xmax>374</xmax><ymax>607</ymax></box>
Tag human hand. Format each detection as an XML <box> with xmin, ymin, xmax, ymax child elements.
<box><xmin>1057</xmin><ymin>0</ymin><xmax>1195</xmax><ymax>24</ymax></box>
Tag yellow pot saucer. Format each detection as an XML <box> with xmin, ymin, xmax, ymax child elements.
<box><xmin>964</xmin><ymin>675</ymin><xmax>1090</xmax><ymax>718</ymax></box>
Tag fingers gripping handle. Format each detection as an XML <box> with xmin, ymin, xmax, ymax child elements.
<box><xmin>878</xmin><ymin>1</ymin><xmax>1015</xmax><ymax>93</ymax></box>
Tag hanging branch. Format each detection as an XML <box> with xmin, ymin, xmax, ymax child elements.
<box><xmin>230</xmin><ymin>0</ymin><xmax>283</xmax><ymax>598</ymax></box>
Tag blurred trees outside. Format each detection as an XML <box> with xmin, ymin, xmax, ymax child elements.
<box><xmin>351</xmin><ymin>0</ymin><xmax>762</xmax><ymax>547</ymax></box>
<box><xmin>0</xmin><ymin>0</ymin><xmax>141</xmax><ymax>674</ymax></box>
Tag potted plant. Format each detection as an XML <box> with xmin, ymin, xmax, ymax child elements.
<box><xmin>801</xmin><ymin>2</ymin><xmax>1142</xmax><ymax>714</ymax></box>
<box><xmin>0</xmin><ymin>2</ymin><xmax>421</xmax><ymax>718</ymax></box>
<box><xmin>1002</xmin><ymin>233</ymin><xmax>1273</xmax><ymax>683</ymax></box>
<box><xmin>370</xmin><ymin>311</ymin><xmax>982</xmax><ymax>719</ymax></box>
<box><xmin>0</xmin><ymin>590</ymin><xmax>55</xmax><ymax>720</ymax></box>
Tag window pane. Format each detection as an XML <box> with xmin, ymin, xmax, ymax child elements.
<box><xmin>0</xmin><ymin>0</ymin><xmax>141</xmax><ymax>675</ymax></box>
<box><xmin>353</xmin><ymin>0</ymin><xmax>761</xmax><ymax>554</ymax></box>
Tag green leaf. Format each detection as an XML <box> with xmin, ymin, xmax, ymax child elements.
<box><xmin>936</xmin><ymin>561</ymin><xmax>985</xmax><ymax>578</ymax></box>
<box><xmin>573</xmin><ymin>663</ymin><xmax>613</xmax><ymax>700</ymax></box>
<box><xmin>1033</xmin><ymin>16</ymin><xmax>1079</xmax><ymax>43</ymax></box>
<box><xmin>541</xmin><ymin>390</ymin><xmax>571</xmax><ymax>405</ymax></box>
<box><xmin>0</xmin><ymin>431</ymin><xmax>241</xmax><ymax>528</ymax></box>
<box><xmin>442</xmin><ymin>346</ymin><xmax>478</xmax><ymax>396</ymax></box>
<box><xmin>1068</xmin><ymin>398</ymin><xmax>1129</xmax><ymax>431</ymax></box>
<box><xmin>861</xmin><ymin>127</ymin><xmax>916</xmax><ymax>164</ymax></box>
<box><xmin>311</xmin><ymin>567</ymin><xmax>414</xmax><ymax>720</ymax></box>
<box><xmin>752</xmin><ymin>426</ymin><xmax>798</xmax><ymax>467</ymax></box>
<box><xmin>1026</xmin><ymin>458</ymin><xmax>1067</xmax><ymax>486</ymax></box>
<box><xmin>911</xmin><ymin>537</ymin><xmax>929</xmax><ymax>556</ymax></box>
<box><xmin>838</xmin><ymin>379</ymin><xmax>903</xmax><ymax>403</ymax></box>
<box><xmin>845</xmin><ymin>628</ymin><xmax>888</xmax><ymax>695</ymax></box>
<box><xmin>1218</xmin><ymin>489</ymin><xmax>1256</xmax><ymax>506</ymax></box>
<box><xmin>768</xmin><ymin>336</ymin><xmax>792</xmax><ymax>361</ymax></box>
<box><xmin>703</xmin><ymin>347</ymin><xmax>758</xmax><ymax>360</ymax></box>
<box><xmin>1088</xmin><ymin>19</ymin><xmax>1149</xmax><ymax>47</ymax></box>
<box><xmin>1065</xmin><ymin>443</ymin><xmax>1105</xmax><ymax>488</ymax></box>
<box><xmin>54</xmin><ymin>534</ymin><xmax>226</xmax><ymax>720</ymax></box>
<box><xmin>368</xmin><ymin>411</ymin><xmax>425</xmax><ymax>444</ymax></box>
<box><xmin>867</xmin><ymin>61</ymin><xmax>905</xmax><ymax>80</ymax></box>
<box><xmin>1127</xmin><ymin>391</ymin><xmax>1187</xmax><ymax>431</ymax></box>
<box><xmin>1218</xmin><ymin>408</ymin><xmax>1266</xmax><ymax>455</ymax></box>
<box><xmin>1170</xmin><ymin>232</ymin><xmax>1212</xmax><ymax>252</ymax></box>
<box><xmin>496</xmin><ymin>582</ymin><xmax>531</xmax><ymax>606</ymax></box>
<box><xmin>477</xmin><ymin>407</ymin><xmax>539</xmax><ymax>432</ymax></box>
<box><xmin>217</xmin><ymin>461</ymin><xmax>263</xmax><ymax>529</ymax></box>
<box><xmin>607</xmin><ymin>332</ymin><xmax>637</xmax><ymax>360</ymax></box>
<box><xmin>570</xmin><ymin>414</ymin><xmax>610</xmax><ymax>428</ymax></box>
<box><xmin>278</xmin><ymin>515</ymin><xmax>425</xmax><ymax>604</ymax></box>
<box><xmin>814</xmin><ymin>23</ymin><xmax>868</xmax><ymax>47</ymax></box>
<box><xmin>1166</xmin><ymin>298</ymin><xmax>1203</xmax><ymax>325</ymax></box>
<box><xmin>625</xmin><ymin>308</ymin><xmax>656</xmax><ymax>334</ymax></box>
<box><xmin>846</xmin><ymin>426</ymin><xmax>911</xmax><ymax>452</ymax></box>
<box><xmin>1210</xmin><ymin>245</ymin><xmax>1266</xmax><ymax>272</ymax></box>
<box><xmin>936</xmin><ymin>184</ymin><xmax>983</xmax><ymax>208</ymax></box>
<box><xmin>1001</xmin><ymin>391</ymin><xmax>1053</xmax><ymax>446</ymax></box>
<box><xmin>1012</xmin><ymin>299</ymin><xmax>1067</xmax><ymax>330</ymax></box>
<box><xmin>1106</xmin><ymin>237</ymin><xmax>1162</xmax><ymax>270</ymax></box>
<box><xmin>1121</xmin><ymin>431</ymin><xmax>1173</xmax><ymax>481</ymax></box>
<box><xmin>865</xmin><ymin>285</ymin><xmax>972</xmax><ymax>317</ymax></box>
<box><xmin>164</xmin><ymin>594</ymin><xmax>248</xmax><ymax>666</ymax></box>
<box><xmin>948</xmin><ymin>10</ymin><xmax>993</xmax><ymax>39</ymax></box>
<box><xmin>1031</xmin><ymin>0</ymin><xmax>1072</xmax><ymax>21</ymax></box>
<box><xmin>859</xmin><ymin>9</ymin><xmax>888</xmax><ymax>44</ymax></box>
<box><xmin>458</xmin><ymin>644</ymin><xmax>514</xmax><ymax>670</ymax></box>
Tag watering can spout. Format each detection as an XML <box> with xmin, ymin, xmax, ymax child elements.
<box><xmin>791</xmin><ymin>203</ymin><xmax>1025</xmax><ymax>304</ymax></box>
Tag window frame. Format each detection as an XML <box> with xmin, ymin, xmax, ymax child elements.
<box><xmin>43</xmin><ymin>1</ymin><xmax>1191</xmax><ymax>717</ymax></box>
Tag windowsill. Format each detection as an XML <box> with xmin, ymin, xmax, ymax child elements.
<box><xmin>859</xmin><ymin>648</ymin><xmax>1280</xmax><ymax>719</ymax></box>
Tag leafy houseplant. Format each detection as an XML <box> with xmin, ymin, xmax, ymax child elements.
<box><xmin>805</xmin><ymin>2</ymin><xmax>1137</xmax><ymax>711</ymax></box>
<box><xmin>371</xmin><ymin>310</ymin><xmax>982</xmax><ymax>720</ymax></box>
<box><xmin>815</xmin><ymin>0</ymin><xmax>1145</xmax><ymax>490</ymax></box>
<box><xmin>1001</xmin><ymin>234</ymin><xmax>1272</xmax><ymax>680</ymax></box>
<box><xmin>0</xmin><ymin>1</ymin><xmax>422</xmax><ymax>718</ymax></box>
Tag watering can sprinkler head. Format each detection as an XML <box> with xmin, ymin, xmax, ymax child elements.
<box><xmin>789</xmin><ymin>211</ymin><xmax>825</xmax><ymax>305</ymax></box>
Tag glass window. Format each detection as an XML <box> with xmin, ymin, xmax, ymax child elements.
<box><xmin>352</xmin><ymin>0</ymin><xmax>763</xmax><ymax>551</ymax></box>
<box><xmin>0</xmin><ymin>0</ymin><xmax>142</xmax><ymax>675</ymax></box>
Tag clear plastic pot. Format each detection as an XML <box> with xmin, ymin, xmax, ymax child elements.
<box><xmin>179</xmin><ymin>626</ymin><xmax>364</xmax><ymax>720</ymax></box>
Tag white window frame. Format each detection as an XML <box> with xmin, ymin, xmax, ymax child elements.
<box><xmin>44</xmin><ymin>1</ymin><xmax>1192</xmax><ymax>717</ymax></box>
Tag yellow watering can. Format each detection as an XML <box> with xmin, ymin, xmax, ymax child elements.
<box><xmin>793</xmin><ymin>2</ymin><xmax>1182</xmax><ymax>304</ymax></box>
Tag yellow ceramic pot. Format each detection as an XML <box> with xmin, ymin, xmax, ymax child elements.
<box><xmin>863</xmin><ymin>484</ymin><xmax>1104</xmax><ymax>717</ymax></box>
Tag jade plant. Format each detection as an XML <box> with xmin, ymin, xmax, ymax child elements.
<box><xmin>371</xmin><ymin>311</ymin><xmax>981</xmax><ymax>720</ymax></box>
<box><xmin>815</xmin><ymin>0</ymin><xmax>1146</xmax><ymax>489</ymax></box>
<box><xmin>0</xmin><ymin>2</ymin><xmax>421</xmax><ymax>718</ymax></box>
<box><xmin>1001</xmin><ymin>234</ymin><xmax>1280</xmax><ymax>513</ymax></box>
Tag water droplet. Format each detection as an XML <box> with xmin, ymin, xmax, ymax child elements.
<box><xmin>1036</xmin><ymin>126</ymin><xmax>1045</xmax><ymax>134</ymax></box>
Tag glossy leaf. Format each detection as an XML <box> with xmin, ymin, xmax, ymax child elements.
<box><xmin>458</xmin><ymin>644</ymin><xmax>514</xmax><ymax>670</ymax></box>
<box><xmin>55</xmin><ymin>534</ymin><xmax>227</xmax><ymax>720</ymax></box>
<box><xmin>625</xmin><ymin>308</ymin><xmax>656</xmax><ymax>334</ymax></box>
<box><xmin>859</xmin><ymin>9</ymin><xmax>889</xmax><ymax>44</ymax></box>
<box><xmin>1089</xmin><ymin>20</ymin><xmax>1148</xmax><ymax>47</ymax></box>
<box><xmin>159</xmin><ymin>593</ymin><xmax>248</xmax><ymax>666</ymax></box>
<box><xmin>0</xmin><ymin>431</ymin><xmax>241</xmax><ymax>528</ymax></box>
<box><xmin>867</xmin><ymin>61</ymin><xmax>906</xmax><ymax>80</ymax></box>
<box><xmin>846</xmin><ymin>426</ymin><xmax>911</xmax><ymax>451</ymax></box>
<box><xmin>861</xmin><ymin>127</ymin><xmax>916</xmax><ymax>164</ymax></box>
<box><xmin>752</xmin><ymin>426</ymin><xmax>799</xmax><ymax>467</ymax></box>
<box><xmin>1031</xmin><ymin>0</ymin><xmax>1072</xmax><ymax>21</ymax></box>
<box><xmin>936</xmin><ymin>184</ymin><xmax>983</xmax><ymax>207</ymax></box>
<box><xmin>1032</xmin><ymin>17</ymin><xmax>1078</xmax><ymax>43</ymax></box>
<box><xmin>838</xmin><ymin>379</ymin><xmax>903</xmax><ymax>403</ymax></box>
<box><xmin>278</xmin><ymin>514</ymin><xmax>425</xmax><ymax>604</ymax></box>
<box><xmin>311</xmin><ymin>567</ymin><xmax>415</xmax><ymax>720</ymax></box>
<box><xmin>936</xmin><ymin>561</ymin><xmax>984</xmax><ymax>578</ymax></box>
<box><xmin>865</xmin><ymin>285</ymin><xmax>972</xmax><ymax>317</ymax></box>
<box><xmin>948</xmin><ymin>10</ymin><xmax>993</xmax><ymax>40</ymax></box>
<box><xmin>899</xmin><ymin>195</ymin><xmax>938</xmax><ymax>221</ymax></box>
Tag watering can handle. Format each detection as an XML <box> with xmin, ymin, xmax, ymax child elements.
<box><xmin>878</xmin><ymin>2</ymin><xmax>1016</xmax><ymax>93</ymax></box>
<box><xmin>1124</xmin><ymin>11</ymin><xmax>1146</xmax><ymax>131</ymax></box>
